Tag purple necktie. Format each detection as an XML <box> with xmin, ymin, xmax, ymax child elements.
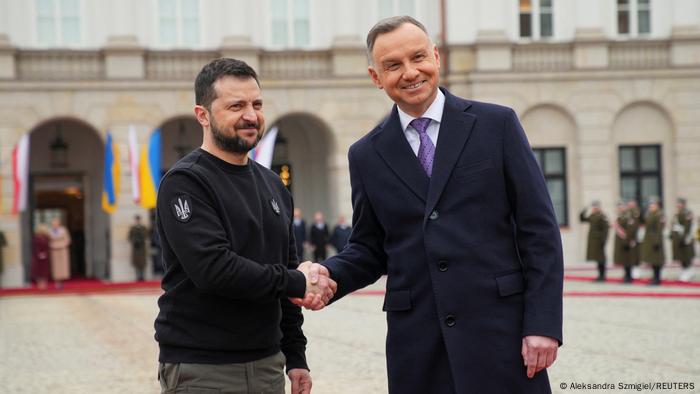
<box><xmin>410</xmin><ymin>117</ymin><xmax>435</xmax><ymax>177</ymax></box>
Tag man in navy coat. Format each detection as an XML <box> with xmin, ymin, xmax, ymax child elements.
<box><xmin>298</xmin><ymin>16</ymin><xmax>563</xmax><ymax>394</ymax></box>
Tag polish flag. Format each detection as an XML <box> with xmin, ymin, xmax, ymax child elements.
<box><xmin>12</xmin><ymin>134</ymin><xmax>30</xmax><ymax>214</ymax></box>
<box><xmin>250</xmin><ymin>126</ymin><xmax>278</xmax><ymax>169</ymax></box>
<box><xmin>128</xmin><ymin>126</ymin><xmax>141</xmax><ymax>204</ymax></box>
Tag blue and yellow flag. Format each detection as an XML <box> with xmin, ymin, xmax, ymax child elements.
<box><xmin>102</xmin><ymin>132</ymin><xmax>120</xmax><ymax>213</ymax></box>
<box><xmin>139</xmin><ymin>129</ymin><xmax>162</xmax><ymax>209</ymax></box>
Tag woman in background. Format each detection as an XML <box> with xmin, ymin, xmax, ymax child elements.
<box><xmin>30</xmin><ymin>224</ymin><xmax>51</xmax><ymax>290</ymax></box>
<box><xmin>49</xmin><ymin>217</ymin><xmax>71</xmax><ymax>289</ymax></box>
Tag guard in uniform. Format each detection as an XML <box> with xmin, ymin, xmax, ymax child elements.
<box><xmin>641</xmin><ymin>197</ymin><xmax>665</xmax><ymax>285</ymax></box>
<box><xmin>128</xmin><ymin>215</ymin><xmax>148</xmax><ymax>281</ymax></box>
<box><xmin>580</xmin><ymin>201</ymin><xmax>610</xmax><ymax>282</ymax></box>
<box><xmin>613</xmin><ymin>201</ymin><xmax>635</xmax><ymax>283</ymax></box>
<box><xmin>671</xmin><ymin>198</ymin><xmax>695</xmax><ymax>282</ymax></box>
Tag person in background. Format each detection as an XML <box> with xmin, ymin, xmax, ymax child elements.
<box><xmin>0</xmin><ymin>229</ymin><xmax>6</xmax><ymax>288</ymax></box>
<box><xmin>671</xmin><ymin>198</ymin><xmax>695</xmax><ymax>282</ymax></box>
<box><xmin>329</xmin><ymin>215</ymin><xmax>352</xmax><ymax>253</ymax></box>
<box><xmin>580</xmin><ymin>201</ymin><xmax>610</xmax><ymax>282</ymax></box>
<box><xmin>613</xmin><ymin>201</ymin><xmax>635</xmax><ymax>283</ymax></box>
<box><xmin>30</xmin><ymin>224</ymin><xmax>51</xmax><ymax>290</ymax></box>
<box><xmin>626</xmin><ymin>199</ymin><xmax>642</xmax><ymax>279</ymax></box>
<box><xmin>49</xmin><ymin>217</ymin><xmax>71</xmax><ymax>289</ymax></box>
<box><xmin>641</xmin><ymin>197</ymin><xmax>665</xmax><ymax>285</ymax></box>
<box><xmin>128</xmin><ymin>215</ymin><xmax>149</xmax><ymax>281</ymax></box>
<box><xmin>293</xmin><ymin>208</ymin><xmax>307</xmax><ymax>261</ymax></box>
<box><xmin>309</xmin><ymin>211</ymin><xmax>329</xmax><ymax>262</ymax></box>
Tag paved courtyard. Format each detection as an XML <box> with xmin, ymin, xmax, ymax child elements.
<box><xmin>1</xmin><ymin>267</ymin><xmax>699</xmax><ymax>394</ymax></box>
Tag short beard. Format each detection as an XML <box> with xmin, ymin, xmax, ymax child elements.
<box><xmin>210</xmin><ymin>119</ymin><xmax>261</xmax><ymax>154</ymax></box>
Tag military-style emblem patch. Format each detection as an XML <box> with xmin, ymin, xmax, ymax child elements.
<box><xmin>270</xmin><ymin>198</ymin><xmax>281</xmax><ymax>215</ymax></box>
<box><xmin>171</xmin><ymin>195</ymin><xmax>192</xmax><ymax>222</ymax></box>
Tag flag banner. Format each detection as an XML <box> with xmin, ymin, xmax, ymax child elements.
<box><xmin>250</xmin><ymin>126</ymin><xmax>278</xmax><ymax>169</ymax></box>
<box><xmin>102</xmin><ymin>132</ymin><xmax>120</xmax><ymax>214</ymax></box>
<box><xmin>128</xmin><ymin>126</ymin><xmax>141</xmax><ymax>204</ymax></box>
<box><xmin>12</xmin><ymin>134</ymin><xmax>30</xmax><ymax>214</ymax></box>
<box><xmin>139</xmin><ymin>129</ymin><xmax>162</xmax><ymax>209</ymax></box>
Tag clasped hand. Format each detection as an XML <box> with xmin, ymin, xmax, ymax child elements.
<box><xmin>290</xmin><ymin>261</ymin><xmax>337</xmax><ymax>311</ymax></box>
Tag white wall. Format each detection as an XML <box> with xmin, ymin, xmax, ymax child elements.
<box><xmin>1</xmin><ymin>0</ymin><xmax>697</xmax><ymax>49</ymax></box>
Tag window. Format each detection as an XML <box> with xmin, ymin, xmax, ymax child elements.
<box><xmin>533</xmin><ymin>148</ymin><xmax>568</xmax><ymax>226</ymax></box>
<box><xmin>637</xmin><ymin>0</ymin><xmax>650</xmax><ymax>34</ymax></box>
<box><xmin>158</xmin><ymin>0</ymin><xmax>200</xmax><ymax>46</ymax></box>
<box><xmin>36</xmin><ymin>0</ymin><xmax>81</xmax><ymax>46</ymax></box>
<box><xmin>519</xmin><ymin>0</ymin><xmax>553</xmax><ymax>39</ymax></box>
<box><xmin>271</xmin><ymin>0</ymin><xmax>310</xmax><ymax>47</ymax></box>
<box><xmin>619</xmin><ymin>145</ymin><xmax>662</xmax><ymax>209</ymax></box>
<box><xmin>617</xmin><ymin>0</ymin><xmax>651</xmax><ymax>36</ymax></box>
<box><xmin>378</xmin><ymin>0</ymin><xmax>415</xmax><ymax>19</ymax></box>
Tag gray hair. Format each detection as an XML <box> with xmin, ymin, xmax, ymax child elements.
<box><xmin>366</xmin><ymin>16</ymin><xmax>429</xmax><ymax>64</ymax></box>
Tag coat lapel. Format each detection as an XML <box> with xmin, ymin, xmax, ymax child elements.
<box><xmin>372</xmin><ymin>106</ymin><xmax>429</xmax><ymax>203</ymax></box>
<box><xmin>425</xmin><ymin>90</ymin><xmax>477</xmax><ymax>218</ymax></box>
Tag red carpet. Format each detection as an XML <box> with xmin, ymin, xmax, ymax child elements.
<box><xmin>564</xmin><ymin>275</ymin><xmax>700</xmax><ymax>288</ymax></box>
<box><xmin>0</xmin><ymin>278</ymin><xmax>161</xmax><ymax>297</ymax></box>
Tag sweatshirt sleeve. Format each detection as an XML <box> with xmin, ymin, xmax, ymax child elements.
<box><xmin>157</xmin><ymin>170</ymin><xmax>306</xmax><ymax>301</ymax></box>
<box><xmin>280</xmin><ymin>211</ymin><xmax>309</xmax><ymax>372</ymax></box>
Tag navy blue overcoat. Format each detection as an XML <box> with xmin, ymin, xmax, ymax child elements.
<box><xmin>324</xmin><ymin>88</ymin><xmax>563</xmax><ymax>394</ymax></box>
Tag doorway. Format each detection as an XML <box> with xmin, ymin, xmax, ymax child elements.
<box><xmin>32</xmin><ymin>175</ymin><xmax>87</xmax><ymax>278</ymax></box>
<box><xmin>22</xmin><ymin>118</ymin><xmax>108</xmax><ymax>283</ymax></box>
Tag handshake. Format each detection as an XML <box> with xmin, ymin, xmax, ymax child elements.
<box><xmin>290</xmin><ymin>261</ymin><xmax>337</xmax><ymax>311</ymax></box>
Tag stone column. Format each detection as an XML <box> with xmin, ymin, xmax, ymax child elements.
<box><xmin>670</xmin><ymin>28</ymin><xmax>700</xmax><ymax>67</ymax></box>
<box><xmin>474</xmin><ymin>30</ymin><xmax>511</xmax><ymax>72</ymax></box>
<box><xmin>220</xmin><ymin>36</ymin><xmax>260</xmax><ymax>72</ymax></box>
<box><xmin>0</xmin><ymin>34</ymin><xmax>15</xmax><ymax>79</ymax></box>
<box><xmin>331</xmin><ymin>36</ymin><xmax>366</xmax><ymax>77</ymax></box>
<box><xmin>104</xmin><ymin>36</ymin><xmax>145</xmax><ymax>79</ymax></box>
<box><xmin>572</xmin><ymin>0</ymin><xmax>608</xmax><ymax>69</ymax></box>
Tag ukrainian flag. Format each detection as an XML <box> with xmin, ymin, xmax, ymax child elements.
<box><xmin>102</xmin><ymin>132</ymin><xmax>120</xmax><ymax>213</ymax></box>
<box><xmin>139</xmin><ymin>129</ymin><xmax>162</xmax><ymax>209</ymax></box>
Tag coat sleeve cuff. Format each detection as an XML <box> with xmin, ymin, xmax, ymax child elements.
<box><xmin>286</xmin><ymin>269</ymin><xmax>306</xmax><ymax>298</ymax></box>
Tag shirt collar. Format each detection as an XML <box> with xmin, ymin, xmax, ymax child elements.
<box><xmin>397</xmin><ymin>89</ymin><xmax>445</xmax><ymax>132</ymax></box>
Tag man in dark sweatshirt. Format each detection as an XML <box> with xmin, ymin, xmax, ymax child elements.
<box><xmin>154</xmin><ymin>58</ymin><xmax>336</xmax><ymax>394</ymax></box>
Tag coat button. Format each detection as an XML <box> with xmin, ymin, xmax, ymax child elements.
<box><xmin>429</xmin><ymin>210</ymin><xmax>439</xmax><ymax>220</ymax></box>
<box><xmin>438</xmin><ymin>260</ymin><xmax>448</xmax><ymax>272</ymax></box>
<box><xmin>445</xmin><ymin>315</ymin><xmax>456</xmax><ymax>327</ymax></box>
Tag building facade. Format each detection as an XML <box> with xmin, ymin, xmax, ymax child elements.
<box><xmin>0</xmin><ymin>0</ymin><xmax>699</xmax><ymax>287</ymax></box>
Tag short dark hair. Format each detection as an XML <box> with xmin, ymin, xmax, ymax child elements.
<box><xmin>195</xmin><ymin>58</ymin><xmax>260</xmax><ymax>109</ymax></box>
<box><xmin>366</xmin><ymin>16</ymin><xmax>429</xmax><ymax>64</ymax></box>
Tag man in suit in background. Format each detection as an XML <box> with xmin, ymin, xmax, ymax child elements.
<box><xmin>292</xmin><ymin>208</ymin><xmax>307</xmax><ymax>261</ymax></box>
<box><xmin>299</xmin><ymin>16</ymin><xmax>563</xmax><ymax>394</ymax></box>
<box><xmin>329</xmin><ymin>215</ymin><xmax>352</xmax><ymax>253</ymax></box>
<box><xmin>309</xmin><ymin>211</ymin><xmax>329</xmax><ymax>262</ymax></box>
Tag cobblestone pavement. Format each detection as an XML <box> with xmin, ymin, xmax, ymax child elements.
<box><xmin>1</xmin><ymin>269</ymin><xmax>699</xmax><ymax>394</ymax></box>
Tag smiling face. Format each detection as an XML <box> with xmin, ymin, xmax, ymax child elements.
<box><xmin>195</xmin><ymin>75</ymin><xmax>265</xmax><ymax>156</ymax></box>
<box><xmin>368</xmin><ymin>22</ymin><xmax>441</xmax><ymax>117</ymax></box>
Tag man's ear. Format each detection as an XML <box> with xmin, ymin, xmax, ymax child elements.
<box><xmin>368</xmin><ymin>66</ymin><xmax>383</xmax><ymax>90</ymax></box>
<box><xmin>194</xmin><ymin>105</ymin><xmax>210</xmax><ymax>128</ymax></box>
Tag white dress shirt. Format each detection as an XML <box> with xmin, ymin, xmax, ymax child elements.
<box><xmin>397</xmin><ymin>89</ymin><xmax>445</xmax><ymax>156</ymax></box>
